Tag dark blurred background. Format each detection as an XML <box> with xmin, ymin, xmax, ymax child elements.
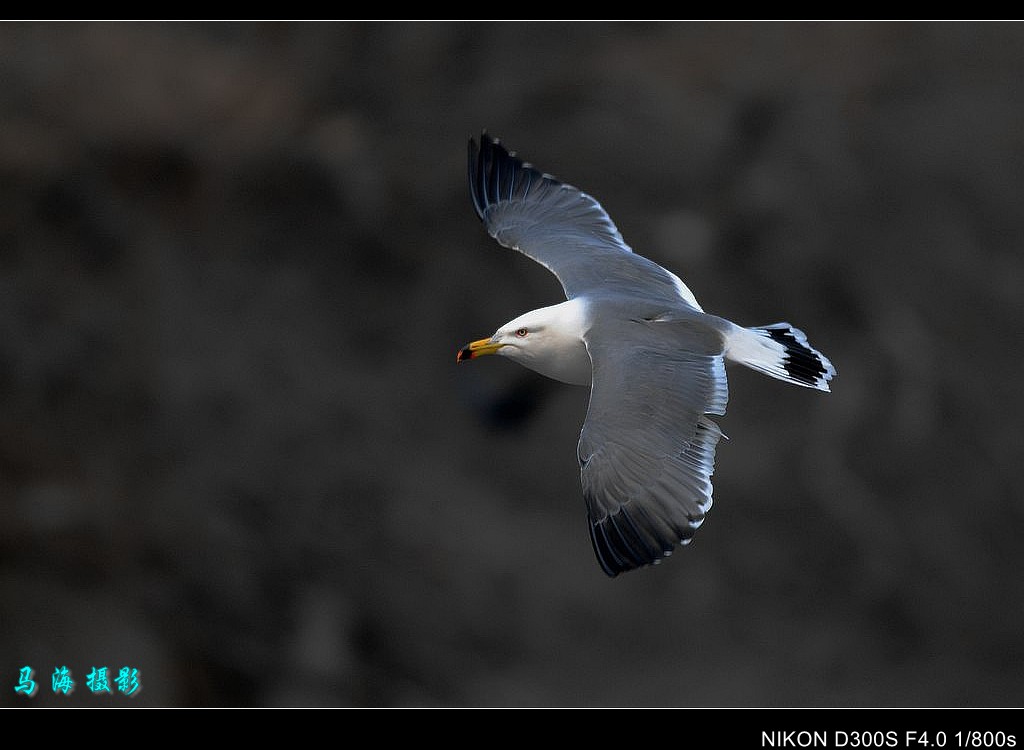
<box><xmin>2</xmin><ymin>22</ymin><xmax>1022</xmax><ymax>707</ymax></box>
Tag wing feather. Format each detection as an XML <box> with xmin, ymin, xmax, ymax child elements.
<box><xmin>469</xmin><ymin>133</ymin><xmax>699</xmax><ymax>306</ymax></box>
<box><xmin>579</xmin><ymin>317</ymin><xmax>728</xmax><ymax>577</ymax></box>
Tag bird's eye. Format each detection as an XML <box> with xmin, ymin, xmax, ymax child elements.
<box><xmin>515</xmin><ymin>328</ymin><xmax>529</xmax><ymax>337</ymax></box>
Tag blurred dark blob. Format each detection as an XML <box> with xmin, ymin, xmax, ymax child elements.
<box><xmin>481</xmin><ymin>375</ymin><xmax>552</xmax><ymax>432</ymax></box>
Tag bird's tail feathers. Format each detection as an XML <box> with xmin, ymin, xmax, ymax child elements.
<box><xmin>725</xmin><ymin>323</ymin><xmax>835</xmax><ymax>392</ymax></box>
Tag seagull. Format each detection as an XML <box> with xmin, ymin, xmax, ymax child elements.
<box><xmin>457</xmin><ymin>134</ymin><xmax>835</xmax><ymax>577</ymax></box>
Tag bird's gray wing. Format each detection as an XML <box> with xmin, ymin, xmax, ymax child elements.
<box><xmin>579</xmin><ymin>316</ymin><xmax>728</xmax><ymax>577</ymax></box>
<box><xmin>469</xmin><ymin>133</ymin><xmax>700</xmax><ymax>307</ymax></box>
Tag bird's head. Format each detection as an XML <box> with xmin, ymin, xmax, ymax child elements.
<box><xmin>456</xmin><ymin>308</ymin><xmax>552</xmax><ymax>364</ymax></box>
<box><xmin>456</xmin><ymin>300</ymin><xmax>592</xmax><ymax>386</ymax></box>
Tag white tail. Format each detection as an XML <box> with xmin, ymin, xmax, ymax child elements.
<box><xmin>725</xmin><ymin>323</ymin><xmax>836</xmax><ymax>392</ymax></box>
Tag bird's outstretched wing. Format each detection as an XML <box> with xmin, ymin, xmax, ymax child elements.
<box><xmin>469</xmin><ymin>133</ymin><xmax>701</xmax><ymax>308</ymax></box>
<box><xmin>579</xmin><ymin>316</ymin><xmax>728</xmax><ymax>576</ymax></box>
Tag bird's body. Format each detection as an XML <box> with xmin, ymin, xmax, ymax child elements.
<box><xmin>457</xmin><ymin>134</ymin><xmax>835</xmax><ymax>577</ymax></box>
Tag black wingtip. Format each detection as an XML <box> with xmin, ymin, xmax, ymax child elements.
<box><xmin>468</xmin><ymin>131</ymin><xmax>555</xmax><ymax>224</ymax></box>
<box><xmin>587</xmin><ymin>501</ymin><xmax>690</xmax><ymax>578</ymax></box>
<box><xmin>469</xmin><ymin>131</ymin><xmax>496</xmax><ymax>222</ymax></box>
<box><xmin>588</xmin><ymin>520</ymin><xmax>623</xmax><ymax>578</ymax></box>
<box><xmin>467</xmin><ymin>135</ymin><xmax>483</xmax><ymax>218</ymax></box>
<box><xmin>468</xmin><ymin>131</ymin><xmax>501</xmax><ymax>221</ymax></box>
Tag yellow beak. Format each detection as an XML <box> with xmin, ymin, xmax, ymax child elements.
<box><xmin>457</xmin><ymin>337</ymin><xmax>504</xmax><ymax>362</ymax></box>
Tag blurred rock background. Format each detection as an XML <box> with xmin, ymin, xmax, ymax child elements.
<box><xmin>1</xmin><ymin>22</ymin><xmax>1022</xmax><ymax>707</ymax></box>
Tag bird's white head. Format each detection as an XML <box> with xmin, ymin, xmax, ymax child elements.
<box><xmin>456</xmin><ymin>300</ymin><xmax>592</xmax><ymax>385</ymax></box>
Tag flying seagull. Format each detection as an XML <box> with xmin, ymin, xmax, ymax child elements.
<box><xmin>457</xmin><ymin>134</ymin><xmax>835</xmax><ymax>577</ymax></box>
